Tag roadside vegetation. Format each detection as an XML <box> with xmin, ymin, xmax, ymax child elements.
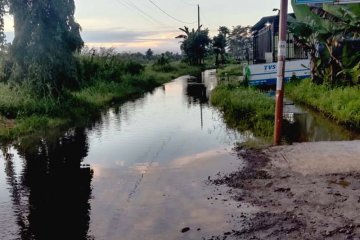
<box><xmin>211</xmin><ymin>83</ymin><xmax>274</xmax><ymax>140</ymax></box>
<box><xmin>291</xmin><ymin>1</ymin><xmax>360</xmax><ymax>86</ymax></box>
<box><xmin>287</xmin><ymin>79</ymin><xmax>360</xmax><ymax>129</ymax></box>
<box><xmin>284</xmin><ymin>2</ymin><xmax>360</xmax><ymax>129</ymax></box>
<box><xmin>216</xmin><ymin>64</ymin><xmax>243</xmax><ymax>82</ymax></box>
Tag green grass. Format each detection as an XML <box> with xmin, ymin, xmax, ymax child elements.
<box><xmin>286</xmin><ymin>79</ymin><xmax>360</xmax><ymax>128</ymax></box>
<box><xmin>146</xmin><ymin>61</ymin><xmax>202</xmax><ymax>80</ymax></box>
<box><xmin>211</xmin><ymin>83</ymin><xmax>275</xmax><ymax>141</ymax></box>
<box><xmin>217</xmin><ymin>64</ymin><xmax>243</xmax><ymax>81</ymax></box>
<box><xmin>0</xmin><ymin>62</ymin><xmax>202</xmax><ymax>142</ymax></box>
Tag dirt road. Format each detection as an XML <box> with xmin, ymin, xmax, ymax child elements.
<box><xmin>209</xmin><ymin>141</ymin><xmax>360</xmax><ymax>240</ymax></box>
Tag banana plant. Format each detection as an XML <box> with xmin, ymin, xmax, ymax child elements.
<box><xmin>291</xmin><ymin>0</ymin><xmax>360</xmax><ymax>85</ymax></box>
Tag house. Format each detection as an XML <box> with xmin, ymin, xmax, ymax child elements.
<box><xmin>251</xmin><ymin>13</ymin><xmax>308</xmax><ymax>64</ymax></box>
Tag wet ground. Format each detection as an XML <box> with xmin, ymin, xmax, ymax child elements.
<box><xmin>209</xmin><ymin>142</ymin><xmax>360</xmax><ymax>239</ymax></box>
<box><xmin>1</xmin><ymin>70</ymin><xmax>360</xmax><ymax>240</ymax></box>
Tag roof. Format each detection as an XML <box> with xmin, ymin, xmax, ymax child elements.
<box><xmin>251</xmin><ymin>13</ymin><xmax>296</xmax><ymax>32</ymax></box>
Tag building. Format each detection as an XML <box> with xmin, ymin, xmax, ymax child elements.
<box><xmin>251</xmin><ymin>14</ymin><xmax>308</xmax><ymax>64</ymax></box>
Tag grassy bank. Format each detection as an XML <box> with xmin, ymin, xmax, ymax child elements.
<box><xmin>286</xmin><ymin>79</ymin><xmax>360</xmax><ymax>128</ymax></box>
<box><xmin>217</xmin><ymin>64</ymin><xmax>243</xmax><ymax>81</ymax></box>
<box><xmin>0</xmin><ymin>61</ymin><xmax>201</xmax><ymax>142</ymax></box>
<box><xmin>210</xmin><ymin>83</ymin><xmax>275</xmax><ymax>141</ymax></box>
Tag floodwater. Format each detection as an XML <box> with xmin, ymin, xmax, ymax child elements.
<box><xmin>0</xmin><ymin>70</ymin><xmax>251</xmax><ymax>240</ymax></box>
<box><xmin>283</xmin><ymin>101</ymin><xmax>360</xmax><ymax>143</ymax></box>
<box><xmin>0</xmin><ymin>70</ymin><xmax>359</xmax><ymax>240</ymax></box>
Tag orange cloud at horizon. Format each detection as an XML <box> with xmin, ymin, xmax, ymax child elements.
<box><xmin>86</xmin><ymin>40</ymin><xmax>163</xmax><ymax>49</ymax></box>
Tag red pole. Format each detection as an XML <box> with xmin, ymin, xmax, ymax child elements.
<box><xmin>274</xmin><ymin>0</ymin><xmax>288</xmax><ymax>145</ymax></box>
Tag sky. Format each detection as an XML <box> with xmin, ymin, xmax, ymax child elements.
<box><xmin>4</xmin><ymin>0</ymin><xmax>294</xmax><ymax>54</ymax></box>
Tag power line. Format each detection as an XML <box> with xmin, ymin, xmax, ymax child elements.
<box><xmin>114</xmin><ymin>0</ymin><xmax>165</xmax><ymax>26</ymax></box>
<box><xmin>147</xmin><ymin>0</ymin><xmax>197</xmax><ymax>24</ymax></box>
<box><xmin>122</xmin><ymin>0</ymin><xmax>165</xmax><ymax>25</ymax></box>
<box><xmin>113</xmin><ymin>0</ymin><xmax>131</xmax><ymax>12</ymax></box>
<box><xmin>178</xmin><ymin>0</ymin><xmax>197</xmax><ymax>7</ymax></box>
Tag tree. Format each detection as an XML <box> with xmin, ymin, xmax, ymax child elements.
<box><xmin>228</xmin><ymin>25</ymin><xmax>253</xmax><ymax>63</ymax></box>
<box><xmin>218</xmin><ymin>26</ymin><xmax>230</xmax><ymax>39</ymax></box>
<box><xmin>145</xmin><ymin>48</ymin><xmax>154</xmax><ymax>60</ymax></box>
<box><xmin>213</xmin><ymin>32</ymin><xmax>226</xmax><ymax>66</ymax></box>
<box><xmin>291</xmin><ymin>0</ymin><xmax>360</xmax><ymax>85</ymax></box>
<box><xmin>289</xmin><ymin>21</ymin><xmax>321</xmax><ymax>83</ymax></box>
<box><xmin>176</xmin><ymin>26</ymin><xmax>211</xmax><ymax>65</ymax></box>
<box><xmin>218</xmin><ymin>26</ymin><xmax>230</xmax><ymax>64</ymax></box>
<box><xmin>0</xmin><ymin>0</ymin><xmax>6</xmax><ymax>50</ymax></box>
<box><xmin>1</xmin><ymin>0</ymin><xmax>84</xmax><ymax>96</ymax></box>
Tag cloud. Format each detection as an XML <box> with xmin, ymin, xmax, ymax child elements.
<box><xmin>81</xmin><ymin>30</ymin><xmax>155</xmax><ymax>43</ymax></box>
<box><xmin>82</xmin><ymin>29</ymin><xmax>181</xmax><ymax>53</ymax></box>
<box><xmin>3</xmin><ymin>18</ymin><xmax>182</xmax><ymax>53</ymax></box>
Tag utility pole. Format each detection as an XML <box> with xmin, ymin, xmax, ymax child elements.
<box><xmin>274</xmin><ymin>0</ymin><xmax>288</xmax><ymax>145</ymax></box>
<box><xmin>198</xmin><ymin>4</ymin><xmax>200</xmax><ymax>31</ymax></box>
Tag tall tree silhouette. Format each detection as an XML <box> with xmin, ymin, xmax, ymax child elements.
<box><xmin>3</xmin><ymin>0</ymin><xmax>84</xmax><ymax>95</ymax></box>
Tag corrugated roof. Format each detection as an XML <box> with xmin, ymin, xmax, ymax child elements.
<box><xmin>251</xmin><ymin>13</ymin><xmax>296</xmax><ymax>32</ymax></box>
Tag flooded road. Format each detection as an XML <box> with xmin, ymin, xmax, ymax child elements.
<box><xmin>1</xmin><ymin>70</ymin><xmax>359</xmax><ymax>240</ymax></box>
<box><xmin>0</xmin><ymin>70</ymin><xmax>249</xmax><ymax>240</ymax></box>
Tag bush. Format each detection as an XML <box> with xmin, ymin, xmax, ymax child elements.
<box><xmin>77</xmin><ymin>49</ymin><xmax>146</xmax><ymax>85</ymax></box>
<box><xmin>152</xmin><ymin>54</ymin><xmax>176</xmax><ymax>72</ymax></box>
<box><xmin>123</xmin><ymin>61</ymin><xmax>145</xmax><ymax>75</ymax></box>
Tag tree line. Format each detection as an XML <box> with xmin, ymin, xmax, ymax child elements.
<box><xmin>176</xmin><ymin>25</ymin><xmax>253</xmax><ymax>66</ymax></box>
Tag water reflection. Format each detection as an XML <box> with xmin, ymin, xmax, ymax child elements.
<box><xmin>186</xmin><ymin>73</ymin><xmax>208</xmax><ymax>105</ymax></box>
<box><xmin>283</xmin><ymin>103</ymin><xmax>360</xmax><ymax>143</ymax></box>
<box><xmin>186</xmin><ymin>83</ymin><xmax>207</xmax><ymax>104</ymax></box>
<box><xmin>3</xmin><ymin>70</ymin><xmax>358</xmax><ymax>240</ymax></box>
<box><xmin>184</xmin><ymin>71</ymin><xmax>219</xmax><ymax>130</ymax></box>
<box><xmin>2</xmin><ymin>127</ymin><xmax>93</xmax><ymax>239</ymax></box>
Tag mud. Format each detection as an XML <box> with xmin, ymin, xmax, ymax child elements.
<box><xmin>208</xmin><ymin>144</ymin><xmax>360</xmax><ymax>239</ymax></box>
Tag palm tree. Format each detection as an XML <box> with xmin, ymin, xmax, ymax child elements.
<box><xmin>176</xmin><ymin>26</ymin><xmax>211</xmax><ymax>65</ymax></box>
<box><xmin>217</xmin><ymin>26</ymin><xmax>230</xmax><ymax>64</ymax></box>
<box><xmin>218</xmin><ymin>26</ymin><xmax>230</xmax><ymax>39</ymax></box>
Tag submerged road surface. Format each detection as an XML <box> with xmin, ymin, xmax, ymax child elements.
<box><xmin>0</xmin><ymin>70</ymin><xmax>251</xmax><ymax>240</ymax></box>
<box><xmin>2</xmin><ymin>70</ymin><xmax>359</xmax><ymax>240</ymax></box>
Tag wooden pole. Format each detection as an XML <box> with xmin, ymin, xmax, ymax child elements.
<box><xmin>274</xmin><ymin>0</ymin><xmax>288</xmax><ymax>145</ymax></box>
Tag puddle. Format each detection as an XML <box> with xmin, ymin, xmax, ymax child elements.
<box><xmin>329</xmin><ymin>179</ymin><xmax>351</xmax><ymax>188</ymax></box>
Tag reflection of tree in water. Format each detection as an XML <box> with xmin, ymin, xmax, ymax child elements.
<box><xmin>3</xmin><ymin>149</ymin><xmax>31</xmax><ymax>239</ymax></box>
<box><xmin>3</xmin><ymin>127</ymin><xmax>93</xmax><ymax>240</ymax></box>
<box><xmin>185</xmin><ymin>74</ymin><xmax>207</xmax><ymax>105</ymax></box>
<box><xmin>186</xmin><ymin>83</ymin><xmax>208</xmax><ymax>105</ymax></box>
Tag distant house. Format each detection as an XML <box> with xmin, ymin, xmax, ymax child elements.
<box><xmin>251</xmin><ymin>14</ymin><xmax>307</xmax><ymax>64</ymax></box>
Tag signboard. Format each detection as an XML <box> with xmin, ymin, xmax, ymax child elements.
<box><xmin>295</xmin><ymin>0</ymin><xmax>332</xmax><ymax>4</ymax></box>
<box><xmin>296</xmin><ymin>0</ymin><xmax>360</xmax><ymax>3</ymax></box>
<box><xmin>335</xmin><ymin>0</ymin><xmax>360</xmax><ymax>3</ymax></box>
<box><xmin>244</xmin><ymin>59</ymin><xmax>311</xmax><ymax>86</ymax></box>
